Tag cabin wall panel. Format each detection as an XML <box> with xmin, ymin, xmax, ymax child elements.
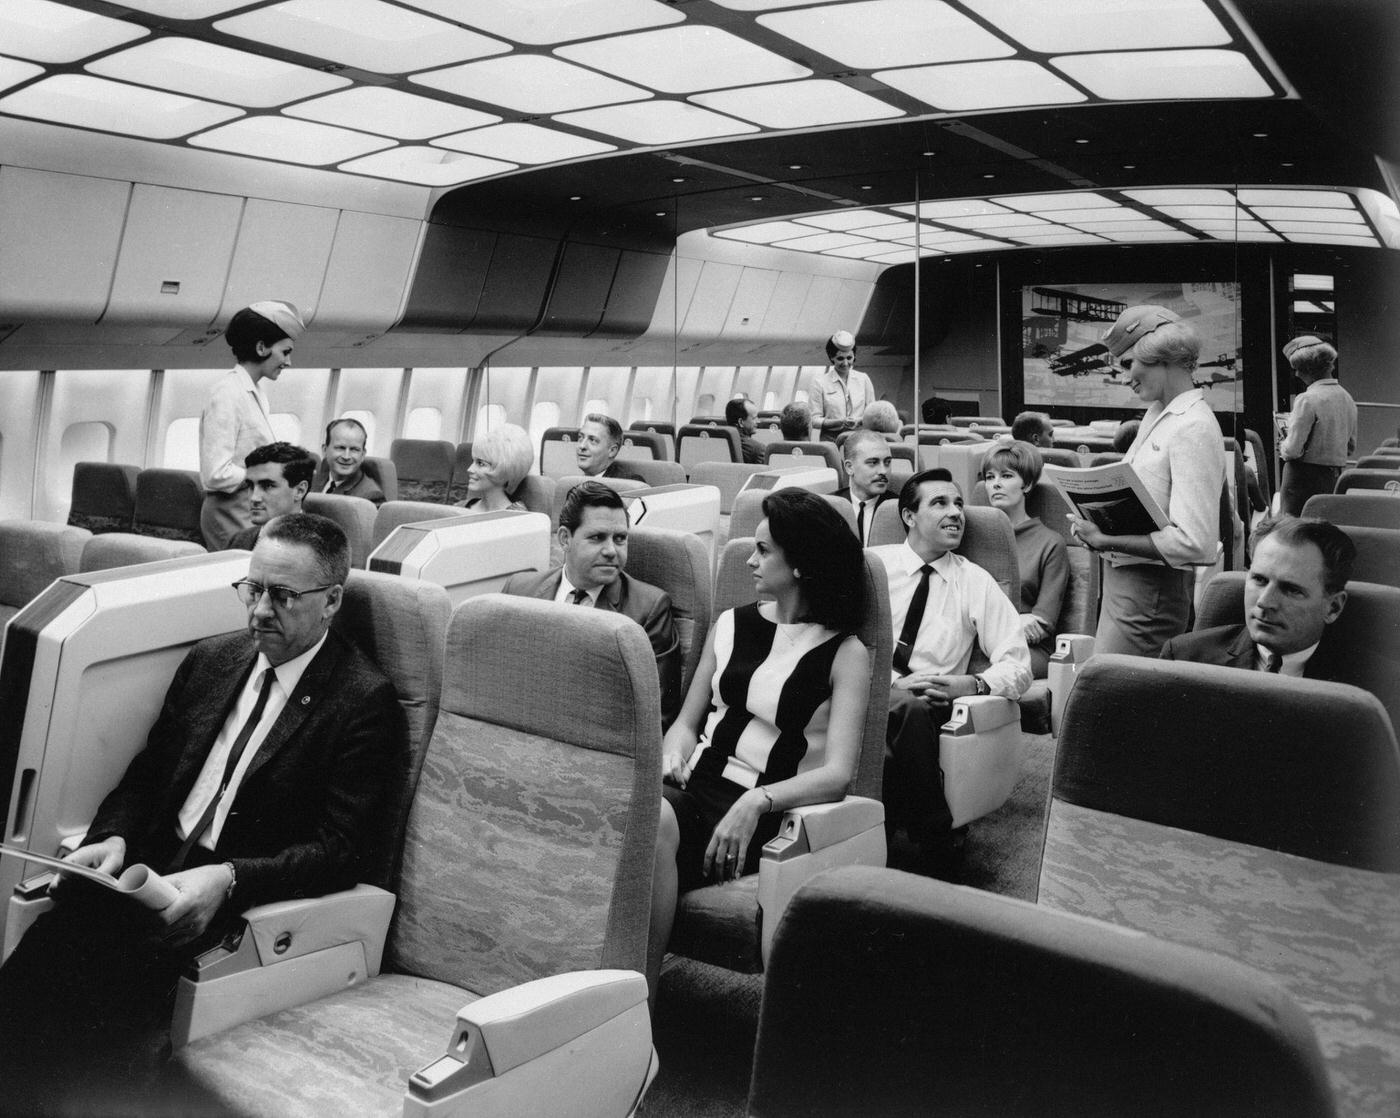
<box><xmin>0</xmin><ymin>371</ymin><xmax>41</xmax><ymax>519</ymax></box>
<box><xmin>397</xmin><ymin>224</ymin><xmax>497</xmax><ymax>333</ymax></box>
<box><xmin>580</xmin><ymin>367</ymin><xmax>633</xmax><ymax>423</ymax></box>
<box><xmin>758</xmin><ymin>272</ymin><xmax>815</xmax><ymax>340</ymax></box>
<box><xmin>537</xmin><ymin>243</ymin><xmax>620</xmax><ymax>337</ymax></box>
<box><xmin>628</xmin><ymin>367</ymin><xmax>676</xmax><ymax>424</ymax></box>
<box><xmin>218</xmin><ymin>199</ymin><xmax>340</xmax><ymax>329</ymax></box>
<box><xmin>721</xmin><ymin>268</ymin><xmax>780</xmax><ymax>339</ymax></box>
<box><xmin>643</xmin><ymin>256</ymin><xmax>705</xmax><ymax>340</ymax></box>
<box><xmin>42</xmin><ymin>370</ymin><xmax>152</xmax><ymax>521</ymax></box>
<box><xmin>469</xmin><ymin>233</ymin><xmax>558</xmax><ymax>334</ymax></box>
<box><xmin>330</xmin><ymin>369</ymin><xmax>406</xmax><ymax>457</ymax></box>
<box><xmin>402</xmin><ymin>366</ymin><xmax>471</xmax><ymax>442</ymax></box>
<box><xmin>680</xmin><ymin>262</ymin><xmax>743</xmax><ymax>342</ymax></box>
<box><xmin>695</xmin><ymin>367</ymin><xmax>737</xmax><ymax>417</ymax></box>
<box><xmin>263</xmin><ymin>368</ymin><xmax>331</xmax><ymax>451</ymax></box>
<box><xmin>791</xmin><ymin>276</ymin><xmax>847</xmax><ymax>344</ymax></box>
<box><xmin>316</xmin><ymin>212</ymin><xmax>423</xmax><ymax>334</ymax></box>
<box><xmin>597</xmin><ymin>249</ymin><xmax>672</xmax><ymax>338</ymax></box>
<box><xmin>0</xmin><ymin>168</ymin><xmax>128</xmax><ymax>325</ymax></box>
<box><xmin>471</xmin><ymin>366</ymin><xmax>531</xmax><ymax>437</ymax></box>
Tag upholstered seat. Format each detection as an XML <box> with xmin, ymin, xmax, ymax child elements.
<box><xmin>763</xmin><ymin>440</ymin><xmax>844</xmax><ymax>484</ymax></box>
<box><xmin>0</xmin><ymin>520</ymin><xmax>90</xmax><ymax>625</ymax></box>
<box><xmin>77</xmin><ymin>532</ymin><xmax>204</xmax><ymax>571</ymax></box>
<box><xmin>132</xmin><ymin>467</ymin><xmax>205</xmax><ymax>545</ymax></box>
<box><xmin>624</xmin><ymin>525</ymin><xmax>712</xmax><ymax>696</ymax></box>
<box><xmin>303</xmin><ymin>492</ymin><xmax>376</xmax><ymax>568</ymax></box>
<box><xmin>389</xmin><ymin>438</ymin><xmax>454</xmax><ymax>504</ymax></box>
<box><xmin>1301</xmin><ymin>491</ymin><xmax>1400</xmax><ymax>528</ymax></box>
<box><xmin>67</xmin><ymin>461</ymin><xmax>139</xmax><ymax>534</ymax></box>
<box><xmin>677</xmin><ymin>424</ymin><xmax>742</xmax><ymax>471</ymax></box>
<box><xmin>1336</xmin><ymin>467</ymin><xmax>1400</xmax><ymax>494</ymax></box>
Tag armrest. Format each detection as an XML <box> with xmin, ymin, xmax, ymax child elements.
<box><xmin>1047</xmin><ymin>633</ymin><xmax>1096</xmax><ymax>736</ymax></box>
<box><xmin>763</xmin><ymin>796</ymin><xmax>885</xmax><ymax>859</ymax></box>
<box><xmin>939</xmin><ymin>693</ymin><xmax>1019</xmax><ymax>735</ymax></box>
<box><xmin>170</xmin><ymin>884</ymin><xmax>394</xmax><ymax>1047</ymax></box>
<box><xmin>939</xmin><ymin>696</ymin><xmax>1030</xmax><ymax>829</ymax></box>
<box><xmin>406</xmin><ymin>970</ymin><xmax>657</xmax><ymax>1118</ymax></box>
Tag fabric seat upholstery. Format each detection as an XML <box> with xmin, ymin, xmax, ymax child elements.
<box><xmin>624</xmin><ymin>525</ymin><xmax>712</xmax><ymax>697</ymax></box>
<box><xmin>1336</xmin><ymin>468</ymin><xmax>1400</xmax><ymax>494</ymax></box>
<box><xmin>67</xmin><ymin>462</ymin><xmax>139</xmax><ymax>534</ymax></box>
<box><xmin>370</xmin><ymin>500</ymin><xmax>471</xmax><ymax>551</ymax></box>
<box><xmin>1301</xmin><ymin>492</ymin><xmax>1400</xmax><ymax>529</ymax></box>
<box><xmin>868</xmin><ymin>501</ymin><xmax>1020</xmax><ymax>604</ymax></box>
<box><xmin>303</xmin><ymin>493</ymin><xmax>376</xmax><ymax>569</ymax></box>
<box><xmin>132</xmin><ymin>468</ymin><xmax>205</xmax><ymax>545</ymax></box>
<box><xmin>0</xmin><ymin>521</ymin><xmax>90</xmax><ymax>625</ymax></box>
<box><xmin>78</xmin><ymin>532</ymin><xmax>204</xmax><ymax>571</ymax></box>
<box><xmin>389</xmin><ymin>439</ymin><xmax>454</xmax><ymax>504</ymax></box>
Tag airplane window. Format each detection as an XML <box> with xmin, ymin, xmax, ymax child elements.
<box><xmin>764</xmin><ymin>391</ymin><xmax>776</xmax><ymax>410</ymax></box>
<box><xmin>475</xmin><ymin>403</ymin><xmax>506</xmax><ymax>435</ymax></box>
<box><xmin>163</xmin><ymin>416</ymin><xmax>200</xmax><ymax>470</ymax></box>
<box><xmin>270</xmin><ymin>413</ymin><xmax>301</xmax><ymax>446</ymax></box>
<box><xmin>636</xmin><ymin>397</ymin><xmax>653</xmax><ymax>420</ymax></box>
<box><xmin>529</xmin><ymin>401</ymin><xmax>561</xmax><ymax>468</ymax></box>
<box><xmin>57</xmin><ymin>421</ymin><xmax>112</xmax><ymax>512</ymax></box>
<box><xmin>583</xmin><ymin>397</ymin><xmax>609</xmax><ymax>416</ymax></box>
<box><xmin>341</xmin><ymin>410</ymin><xmax>376</xmax><ymax>453</ymax></box>
<box><xmin>696</xmin><ymin>393</ymin><xmax>716</xmax><ymax>414</ymax></box>
<box><xmin>405</xmin><ymin>407</ymin><xmax>443</xmax><ymax>440</ymax></box>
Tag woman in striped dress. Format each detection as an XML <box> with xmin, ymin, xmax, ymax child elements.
<box><xmin>647</xmin><ymin>488</ymin><xmax>870</xmax><ymax>998</ymax></box>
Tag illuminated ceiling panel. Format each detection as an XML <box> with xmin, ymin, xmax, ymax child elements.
<box><xmin>960</xmin><ymin>0</ymin><xmax>1231</xmax><ymax>52</ymax></box>
<box><xmin>690</xmin><ymin>80</ymin><xmax>902</xmax><ymax>128</ymax></box>
<box><xmin>554</xmin><ymin>101</ymin><xmax>758</xmax><ymax>144</ymax></box>
<box><xmin>557</xmin><ymin>26</ymin><xmax>810</xmax><ymax>94</ymax></box>
<box><xmin>413</xmin><ymin>55</ymin><xmax>649</xmax><ymax>114</ymax></box>
<box><xmin>189</xmin><ymin>116</ymin><xmax>393</xmax><ymax>164</ymax></box>
<box><xmin>759</xmin><ymin>0</ymin><xmax>1014</xmax><ymax>69</ymax></box>
<box><xmin>406</xmin><ymin>0</ymin><xmax>683</xmax><ymax>45</ymax></box>
<box><xmin>1054</xmin><ymin>49</ymin><xmax>1273</xmax><ymax>100</ymax></box>
<box><xmin>0</xmin><ymin>58</ymin><xmax>44</xmax><ymax>94</ymax></box>
<box><xmin>2</xmin><ymin>0</ymin><xmax>147</xmax><ymax>64</ymax></box>
<box><xmin>433</xmin><ymin>122</ymin><xmax>615</xmax><ymax>164</ymax></box>
<box><xmin>115</xmin><ymin>1</ymin><xmax>251</xmax><ymax>14</ymax></box>
<box><xmin>286</xmin><ymin>88</ymin><xmax>498</xmax><ymax>139</ymax></box>
<box><xmin>798</xmin><ymin>211</ymin><xmax>906</xmax><ymax>230</ymax></box>
<box><xmin>877</xmin><ymin>60</ymin><xmax>1086</xmax><ymax>111</ymax></box>
<box><xmin>337</xmin><ymin>146</ymin><xmax>516</xmax><ymax>187</ymax></box>
<box><xmin>0</xmin><ymin>73</ymin><xmax>240</xmax><ymax>139</ymax></box>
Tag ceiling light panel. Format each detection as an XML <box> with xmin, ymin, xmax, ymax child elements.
<box><xmin>215</xmin><ymin>0</ymin><xmax>508</xmax><ymax>75</ymax></box>
<box><xmin>557</xmin><ymin>26</ymin><xmax>810</xmax><ymax>94</ymax></box>
<box><xmin>1270</xmin><ymin>221</ymin><xmax>1373</xmax><ymax>237</ymax></box>
<box><xmin>900</xmin><ymin>199</ymin><xmax>1014</xmax><ymax>219</ymax></box>
<box><xmin>797</xmin><ymin>211</ymin><xmax>906</xmax><ymax>231</ymax></box>
<box><xmin>1097</xmin><ymin>229</ymin><xmax>1200</xmax><ymax>241</ymax></box>
<box><xmin>87</xmin><ymin>38</ymin><xmax>349</xmax><ymax>109</ymax></box>
<box><xmin>113</xmin><ymin>1</ymin><xmax>254</xmax><ymax>14</ymax></box>
<box><xmin>1002</xmin><ymin>192</ymin><xmax>1108</xmax><ymax>211</ymax></box>
<box><xmin>339</xmin><ymin>146</ymin><xmax>516</xmax><ymax>187</ymax></box>
<box><xmin>0</xmin><ymin>73</ymin><xmax>240</xmax><ymax>139</ymax></box>
<box><xmin>960</xmin><ymin>0</ymin><xmax>1231</xmax><ymax>52</ymax></box>
<box><xmin>712</xmin><ymin>0</ymin><xmax>847</xmax><ymax>9</ymax></box>
<box><xmin>1123</xmin><ymin>188</ymin><xmax>1239</xmax><ymax>206</ymax></box>
<box><xmin>878</xmin><ymin>60</ymin><xmax>1086</xmax><ymax>111</ymax></box>
<box><xmin>554</xmin><ymin>101</ymin><xmax>757</xmax><ymax>144</ymax></box>
<box><xmin>691</xmin><ymin>79</ymin><xmax>901</xmax><ymax>128</ymax></box>
<box><xmin>286</xmin><ymin>88</ymin><xmax>498</xmax><ymax>139</ymax></box>
<box><xmin>820</xmin><ymin>243</ymin><xmax>911</xmax><ymax>259</ymax></box>
<box><xmin>1053</xmin><ymin>49</ymin><xmax>1273</xmax><ymax>100</ymax></box>
<box><xmin>189</xmin><ymin>115</ymin><xmax>393</xmax><ymax>164</ymax></box>
<box><xmin>405</xmin><ymin>0</ymin><xmax>683</xmax><ymax>45</ymax></box>
<box><xmin>759</xmin><ymin>0</ymin><xmax>1014</xmax><ymax>69</ymax></box>
<box><xmin>413</xmin><ymin>55</ymin><xmax>649</xmax><ymax>114</ymax></box>
<box><xmin>715</xmin><ymin>221</ymin><xmax>816</xmax><ymax>243</ymax></box>
<box><xmin>1238</xmin><ymin>189</ymin><xmax>1353</xmax><ymax>207</ymax></box>
<box><xmin>433</xmin><ymin>122</ymin><xmax>615</xmax><ymax>164</ymax></box>
<box><xmin>0</xmin><ymin>58</ymin><xmax>43</xmax><ymax>94</ymax></box>
<box><xmin>2</xmin><ymin>0</ymin><xmax>147</xmax><ymax>64</ymax></box>
<box><xmin>1250</xmin><ymin>207</ymin><xmax>1363</xmax><ymax>223</ymax></box>
<box><xmin>937</xmin><ymin>212</ymin><xmax>1053</xmax><ymax>230</ymax></box>
<box><xmin>774</xmin><ymin>232</ymin><xmax>870</xmax><ymax>252</ymax></box>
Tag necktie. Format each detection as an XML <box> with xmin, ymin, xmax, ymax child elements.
<box><xmin>1264</xmin><ymin>651</ymin><xmax>1283</xmax><ymax>673</ymax></box>
<box><xmin>571</xmin><ymin>588</ymin><xmax>590</xmax><ymax>605</ymax></box>
<box><xmin>170</xmin><ymin>668</ymin><xmax>276</xmax><ymax>870</ymax></box>
<box><xmin>857</xmin><ymin>501</ymin><xmax>867</xmax><ymax>544</ymax></box>
<box><xmin>893</xmin><ymin>565</ymin><xmax>933</xmax><ymax>675</ymax></box>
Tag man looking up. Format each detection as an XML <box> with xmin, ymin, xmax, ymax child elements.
<box><xmin>503</xmin><ymin>481</ymin><xmax>680</xmax><ymax>726</ymax></box>
<box><xmin>726</xmin><ymin>397</ymin><xmax>765</xmax><ymax>464</ymax></box>
<box><xmin>321</xmin><ymin>418</ymin><xmax>385</xmax><ymax>505</ymax></box>
<box><xmin>838</xmin><ymin>429</ymin><xmax>896</xmax><ymax>546</ymax></box>
<box><xmin>225</xmin><ymin>442</ymin><xmax>315</xmax><ymax>551</ymax></box>
<box><xmin>870</xmin><ymin>469</ymin><xmax>1031</xmax><ymax>872</ymax></box>
<box><xmin>576</xmin><ymin>412</ymin><xmax>645</xmax><ymax>482</ymax></box>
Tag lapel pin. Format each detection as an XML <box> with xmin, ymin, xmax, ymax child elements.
<box><xmin>301</xmin><ymin>695</ymin><xmax>310</xmax><ymax>705</ymax></box>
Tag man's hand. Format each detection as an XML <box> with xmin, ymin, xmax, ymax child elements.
<box><xmin>1066</xmin><ymin>513</ymin><xmax>1109</xmax><ymax>551</ymax></box>
<box><xmin>158</xmin><ymin>864</ymin><xmax>233</xmax><ymax>948</ymax></box>
<box><xmin>896</xmin><ymin>672</ymin><xmax>978</xmax><ymax>704</ymax></box>
<box><xmin>51</xmin><ymin>836</ymin><xmax>126</xmax><ymax>897</ymax></box>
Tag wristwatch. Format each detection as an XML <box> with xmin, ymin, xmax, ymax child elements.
<box><xmin>973</xmin><ymin>675</ymin><xmax>990</xmax><ymax>696</ymax></box>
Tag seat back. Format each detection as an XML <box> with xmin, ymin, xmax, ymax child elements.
<box><xmin>1336</xmin><ymin>468</ymin><xmax>1400</xmax><ymax>495</ymax></box>
<box><xmin>949</xmin><ymin>415</ymin><xmax>1007</xmax><ymax>428</ymax></box>
<box><xmin>68</xmin><ymin>462</ymin><xmax>139</xmax><ymax>534</ymax></box>
<box><xmin>625</xmin><ymin>525</ymin><xmax>712</xmax><ymax>696</ymax></box>
<box><xmin>0</xmin><ymin>521</ymin><xmax>90</xmax><ymax>620</ymax></box>
<box><xmin>78</xmin><ymin>532</ymin><xmax>204</xmax><ymax>572</ymax></box>
<box><xmin>713</xmin><ymin>540</ymin><xmax>891</xmax><ymax>800</ymax></box>
<box><xmin>549</xmin><ymin>475</ymin><xmax>648</xmax><ymax>528</ymax></box>
<box><xmin>387</xmin><ymin>595</ymin><xmax>660</xmax><ymax>991</ymax></box>
<box><xmin>539</xmin><ymin>427</ymin><xmax>582</xmax><ymax>479</ymax></box>
<box><xmin>446</xmin><ymin>442</ymin><xmax>475</xmax><ymax>504</ymax></box>
<box><xmin>1302</xmin><ymin>492</ymin><xmax>1400</xmax><ymax>528</ymax></box>
<box><xmin>511</xmin><ymin>473</ymin><xmax>556</xmax><ymax>516</ymax></box>
<box><xmin>133</xmin><ymin>467</ymin><xmax>205</xmax><ymax>545</ymax></box>
<box><xmin>617</xmin><ymin>430</ymin><xmax>667</xmax><ymax>461</ymax></box>
<box><xmin>730</xmin><ymin>489</ymin><xmax>856</xmax><ymax>540</ymax></box>
<box><xmin>310</xmin><ymin>456</ymin><xmax>397</xmax><ymax>503</ymax></box>
<box><xmin>623</xmin><ymin>459</ymin><xmax>688</xmax><ymax>487</ymax></box>
<box><xmin>1342</xmin><ymin>525</ymin><xmax>1400</xmax><ymax>588</ymax></box>
<box><xmin>629</xmin><ymin>420</ymin><xmax>676</xmax><ymax>461</ymax></box>
<box><xmin>677</xmin><ymin>424</ymin><xmax>742</xmax><ymax>471</ymax></box>
<box><xmin>1055</xmin><ymin>654</ymin><xmax>1400</xmax><ymax>870</ymax></box>
<box><xmin>371</xmin><ymin>500</ymin><xmax>470</xmax><ymax>550</ymax></box>
<box><xmin>749</xmin><ymin>866</ymin><xmax>1334</xmax><ymax>1118</ymax></box>
<box><xmin>330</xmin><ymin>570</ymin><xmax>450</xmax><ymax>890</ymax></box>
<box><xmin>1243</xmin><ymin>428</ymin><xmax>1271</xmax><ymax>507</ymax></box>
<box><xmin>1355</xmin><ymin>455</ymin><xmax>1400</xmax><ymax>471</ymax></box>
<box><xmin>1088</xmin><ymin>452</ymin><xmax>1123</xmax><ymax>466</ymax></box>
<box><xmin>389</xmin><ymin>438</ymin><xmax>454</xmax><ymax>503</ymax></box>
<box><xmin>1036</xmin><ymin>446</ymin><xmax>1083</xmax><ymax>469</ymax></box>
<box><xmin>765</xmin><ymin>441</ymin><xmax>844</xmax><ymax>484</ymax></box>
<box><xmin>868</xmin><ymin>502</ymin><xmax>1019</xmax><ymax>603</ymax></box>
<box><xmin>1369</xmin><ymin>445</ymin><xmax>1400</xmax><ymax>456</ymax></box>
<box><xmin>686</xmin><ymin>461</ymin><xmax>769</xmax><ymax>514</ymax></box>
<box><xmin>303</xmin><ymin>493</ymin><xmax>377</xmax><ymax>569</ymax></box>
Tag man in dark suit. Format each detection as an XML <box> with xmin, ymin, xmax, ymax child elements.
<box><xmin>576</xmin><ymin>412</ymin><xmax>646</xmax><ymax>483</ymax></box>
<box><xmin>320</xmin><ymin>418</ymin><xmax>386</xmax><ymax>505</ymax></box>
<box><xmin>726</xmin><ymin>396</ymin><xmax>766</xmax><ymax>465</ymax></box>
<box><xmin>837</xmin><ymin>429</ymin><xmax>896</xmax><ymax>546</ymax></box>
<box><xmin>0</xmin><ymin>513</ymin><xmax>404</xmax><ymax>1107</ymax></box>
<box><xmin>225</xmin><ymin>441</ymin><xmax>314</xmax><ymax>551</ymax></box>
<box><xmin>504</xmin><ymin>481</ymin><xmax>680</xmax><ymax>726</ymax></box>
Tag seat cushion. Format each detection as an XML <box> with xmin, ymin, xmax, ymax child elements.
<box><xmin>669</xmin><ymin>876</ymin><xmax>763</xmax><ymax>973</ymax></box>
<box><xmin>175</xmin><ymin>974</ymin><xmax>473</xmax><ymax>1118</ymax></box>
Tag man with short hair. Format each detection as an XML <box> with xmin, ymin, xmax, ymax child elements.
<box><xmin>725</xmin><ymin>397</ymin><xmax>765</xmax><ymax>464</ymax></box>
<box><xmin>0</xmin><ymin>514</ymin><xmax>404</xmax><ymax>1107</ymax></box>
<box><xmin>576</xmin><ymin>413</ymin><xmax>645</xmax><ymax>482</ymax></box>
<box><xmin>1011</xmin><ymin>411</ymin><xmax>1055</xmax><ymax>447</ymax></box>
<box><xmin>870</xmin><ymin>469</ymin><xmax>1031</xmax><ymax>871</ymax></box>
<box><xmin>837</xmin><ymin>429</ymin><xmax>896</xmax><ymax>546</ymax></box>
<box><xmin>779</xmin><ymin>402</ymin><xmax>812</xmax><ymax>441</ymax></box>
<box><xmin>503</xmin><ymin>481</ymin><xmax>680</xmax><ymax>726</ymax></box>
<box><xmin>225</xmin><ymin>442</ymin><xmax>315</xmax><ymax>551</ymax></box>
<box><xmin>321</xmin><ymin>418</ymin><xmax>385</xmax><ymax>505</ymax></box>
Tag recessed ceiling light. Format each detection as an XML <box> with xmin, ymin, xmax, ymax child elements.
<box><xmin>789</xmin><ymin>164</ymin><xmax>804</xmax><ymax>170</ymax></box>
<box><xmin>1074</xmin><ymin>138</ymin><xmax>1089</xmax><ymax>144</ymax></box>
<box><xmin>748</xmin><ymin>195</ymin><xmax>765</xmax><ymax>201</ymax></box>
<box><xmin>655</xmin><ymin>211</ymin><xmax>667</xmax><ymax>216</ymax></box>
<box><xmin>982</xmin><ymin>173</ymin><xmax>996</xmax><ymax>179</ymax></box>
<box><xmin>570</xmin><ymin>195</ymin><xmax>584</xmax><ymax>201</ymax></box>
<box><xmin>860</xmin><ymin>185</ymin><xmax>873</xmax><ymax>190</ymax></box>
<box><xmin>671</xmin><ymin>176</ymin><xmax>687</xmax><ymax>183</ymax></box>
<box><xmin>1253</xmin><ymin>132</ymin><xmax>1269</xmax><ymax>138</ymax></box>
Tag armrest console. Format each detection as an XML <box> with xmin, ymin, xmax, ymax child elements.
<box><xmin>939</xmin><ymin>695</ymin><xmax>1030</xmax><ymax>829</ymax></box>
<box><xmin>762</xmin><ymin>797</ymin><xmax>884</xmax><ymax>860</ymax></box>
<box><xmin>1047</xmin><ymin>633</ymin><xmax>1096</xmax><ymax>735</ymax></box>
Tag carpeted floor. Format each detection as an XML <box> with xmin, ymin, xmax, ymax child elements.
<box><xmin>640</xmin><ymin>732</ymin><xmax>1057</xmax><ymax>1117</ymax></box>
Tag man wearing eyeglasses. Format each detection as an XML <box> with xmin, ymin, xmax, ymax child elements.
<box><xmin>0</xmin><ymin>513</ymin><xmax>404</xmax><ymax>1108</ymax></box>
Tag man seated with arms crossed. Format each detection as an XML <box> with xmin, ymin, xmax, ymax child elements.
<box><xmin>870</xmin><ymin>469</ymin><xmax>1032</xmax><ymax>874</ymax></box>
<box><xmin>576</xmin><ymin>412</ymin><xmax>645</xmax><ymax>482</ymax></box>
<box><xmin>837</xmin><ymin>429</ymin><xmax>896</xmax><ymax>546</ymax></box>
<box><xmin>0</xmin><ymin>513</ymin><xmax>404</xmax><ymax>1109</ymax></box>
<box><xmin>1161</xmin><ymin>516</ymin><xmax>1397</xmax><ymax>717</ymax></box>
<box><xmin>726</xmin><ymin>396</ymin><xmax>766</xmax><ymax>464</ymax></box>
<box><xmin>504</xmin><ymin>481</ymin><xmax>681</xmax><ymax>727</ymax></box>
<box><xmin>321</xmin><ymin>417</ymin><xmax>385</xmax><ymax>505</ymax></box>
<box><xmin>224</xmin><ymin>441</ymin><xmax>315</xmax><ymax>550</ymax></box>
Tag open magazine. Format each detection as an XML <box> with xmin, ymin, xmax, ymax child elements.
<box><xmin>0</xmin><ymin>841</ymin><xmax>178</xmax><ymax>910</ymax></box>
<box><xmin>1042</xmin><ymin>461</ymin><xmax>1170</xmax><ymax>539</ymax></box>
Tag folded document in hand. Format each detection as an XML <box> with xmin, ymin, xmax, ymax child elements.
<box><xmin>0</xmin><ymin>841</ymin><xmax>178</xmax><ymax>910</ymax></box>
<box><xmin>1042</xmin><ymin>462</ymin><xmax>1170</xmax><ymax>539</ymax></box>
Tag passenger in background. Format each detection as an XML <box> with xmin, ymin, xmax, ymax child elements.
<box><xmin>1011</xmin><ymin>411</ymin><xmax>1055</xmax><ymax>447</ymax></box>
<box><xmin>805</xmin><ymin>330</ymin><xmax>875</xmax><ymax>443</ymax></box>
<box><xmin>576</xmin><ymin>412</ymin><xmax>645</xmax><ymax>482</ymax></box>
<box><xmin>320</xmin><ymin>418</ymin><xmax>384</xmax><ymax>505</ymax></box>
<box><xmin>503</xmin><ymin>482</ymin><xmax>679</xmax><ymax>725</ymax></box>
<box><xmin>872</xmin><ymin>469</ymin><xmax>1031</xmax><ymax>872</ymax></box>
<box><xmin>648</xmin><ymin>489</ymin><xmax>869</xmax><ymax>1000</ymax></box>
<box><xmin>225</xmin><ymin>442</ymin><xmax>314</xmax><ymax>551</ymax></box>
<box><xmin>1278</xmin><ymin>335</ymin><xmax>1357</xmax><ymax>515</ymax></box>
<box><xmin>1112</xmin><ymin>419</ymin><xmax>1141</xmax><ymax>454</ymax></box>
<box><xmin>981</xmin><ymin>441</ymin><xmax>1068</xmax><ymax>678</ymax></box>
<box><xmin>725</xmin><ymin>396</ymin><xmax>766</xmax><ymax>464</ymax></box>
<box><xmin>455</xmin><ymin>423</ymin><xmax>532</xmax><ymax>512</ymax></box>
<box><xmin>838</xmin><ymin>430</ymin><xmax>896</xmax><ymax>546</ymax></box>
<box><xmin>199</xmin><ymin>301</ymin><xmax>305</xmax><ymax>550</ymax></box>
<box><xmin>779</xmin><ymin>401</ymin><xmax>813</xmax><ymax>441</ymax></box>
<box><xmin>860</xmin><ymin>400</ymin><xmax>904</xmax><ymax>443</ymax></box>
<box><xmin>1068</xmin><ymin>305</ymin><xmax>1224</xmax><ymax>658</ymax></box>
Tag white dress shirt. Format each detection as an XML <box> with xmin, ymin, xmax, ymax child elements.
<box><xmin>869</xmin><ymin>542</ymin><xmax>1032</xmax><ymax>699</ymax></box>
<box><xmin>555</xmin><ymin>571</ymin><xmax>600</xmax><ymax>605</ymax></box>
<box><xmin>176</xmin><ymin>632</ymin><xmax>327</xmax><ymax>851</ymax></box>
<box><xmin>1255</xmin><ymin>641</ymin><xmax>1318</xmax><ymax>677</ymax></box>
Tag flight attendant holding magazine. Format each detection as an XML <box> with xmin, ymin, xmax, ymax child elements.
<box><xmin>1063</xmin><ymin>305</ymin><xmax>1225</xmax><ymax>657</ymax></box>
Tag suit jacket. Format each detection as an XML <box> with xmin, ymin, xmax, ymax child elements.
<box><xmin>86</xmin><ymin>629</ymin><xmax>404</xmax><ymax>909</ymax></box>
<box><xmin>225</xmin><ymin>524</ymin><xmax>261</xmax><ymax>551</ymax></box>
<box><xmin>325</xmin><ymin>470</ymin><xmax>386</xmax><ymax>505</ymax></box>
<box><xmin>502</xmin><ymin>567</ymin><xmax>681</xmax><ymax>726</ymax></box>
<box><xmin>835</xmin><ymin>488</ymin><xmax>895</xmax><ymax>544</ymax></box>
<box><xmin>603</xmin><ymin>461</ymin><xmax>646</xmax><ymax>483</ymax></box>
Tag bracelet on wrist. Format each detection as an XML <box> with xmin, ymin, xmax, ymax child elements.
<box><xmin>222</xmin><ymin>861</ymin><xmax>237</xmax><ymax>904</ymax></box>
<box><xmin>758</xmin><ymin>787</ymin><xmax>775</xmax><ymax>813</ymax></box>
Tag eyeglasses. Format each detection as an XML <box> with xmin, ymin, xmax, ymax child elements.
<box><xmin>232</xmin><ymin>579</ymin><xmax>336</xmax><ymax>610</ymax></box>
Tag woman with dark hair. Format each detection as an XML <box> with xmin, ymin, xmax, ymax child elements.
<box><xmin>199</xmin><ymin>301</ymin><xmax>305</xmax><ymax>549</ymax></box>
<box><xmin>646</xmin><ymin>488</ymin><xmax>870</xmax><ymax>999</ymax></box>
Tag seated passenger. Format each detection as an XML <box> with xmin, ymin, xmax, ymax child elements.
<box><xmin>838</xmin><ymin>429</ymin><xmax>896</xmax><ymax>546</ymax></box>
<box><xmin>860</xmin><ymin>400</ymin><xmax>903</xmax><ymax>443</ymax></box>
<box><xmin>576</xmin><ymin>412</ymin><xmax>645</xmax><ymax>482</ymax></box>
<box><xmin>320</xmin><ymin>418</ymin><xmax>385</xmax><ymax>505</ymax></box>
<box><xmin>648</xmin><ymin>489</ymin><xmax>869</xmax><ymax>998</ymax></box>
<box><xmin>503</xmin><ymin>481</ymin><xmax>680</xmax><ymax>726</ymax></box>
<box><xmin>0</xmin><ymin>514</ymin><xmax>404</xmax><ymax>1110</ymax></box>
<box><xmin>981</xmin><ymin>441</ymin><xmax>1069</xmax><ymax>678</ymax></box>
<box><xmin>454</xmin><ymin>423</ymin><xmax>533</xmax><ymax>512</ymax></box>
<box><xmin>872</xmin><ymin>469</ymin><xmax>1031</xmax><ymax>871</ymax></box>
<box><xmin>779</xmin><ymin>401</ymin><xmax>813</xmax><ymax>441</ymax></box>
<box><xmin>725</xmin><ymin>397</ymin><xmax>766</xmax><ymax>465</ymax></box>
<box><xmin>224</xmin><ymin>441</ymin><xmax>314</xmax><ymax>551</ymax></box>
<box><xmin>1011</xmin><ymin>410</ymin><xmax>1054</xmax><ymax>447</ymax></box>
